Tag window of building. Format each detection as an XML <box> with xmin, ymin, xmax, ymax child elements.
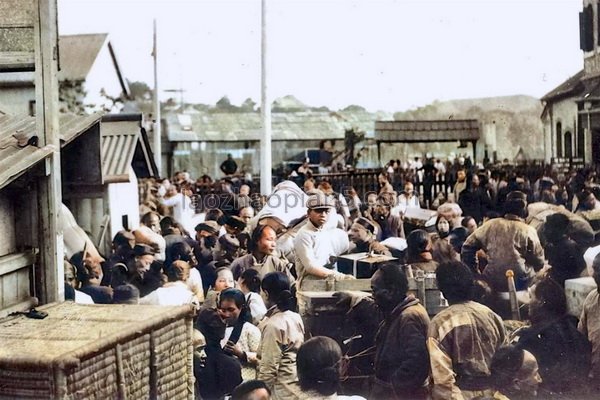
<box><xmin>578</xmin><ymin>125</ymin><xmax>585</xmax><ymax>158</ymax></box>
<box><xmin>565</xmin><ymin>131</ymin><xmax>573</xmax><ymax>158</ymax></box>
<box><xmin>556</xmin><ymin>122</ymin><xmax>563</xmax><ymax>158</ymax></box>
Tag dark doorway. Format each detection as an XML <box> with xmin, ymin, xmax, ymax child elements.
<box><xmin>556</xmin><ymin>122</ymin><xmax>562</xmax><ymax>158</ymax></box>
<box><xmin>565</xmin><ymin>131</ymin><xmax>573</xmax><ymax>159</ymax></box>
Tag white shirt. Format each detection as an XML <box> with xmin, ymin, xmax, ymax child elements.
<box><xmin>247</xmin><ymin>291</ymin><xmax>267</xmax><ymax>324</ymax></box>
<box><xmin>187</xmin><ymin>268</ymin><xmax>204</xmax><ymax>302</ymax></box>
<box><xmin>74</xmin><ymin>289</ymin><xmax>94</xmax><ymax>304</ymax></box>
<box><xmin>159</xmin><ymin>193</ymin><xmax>195</xmax><ymax>232</ymax></box>
<box><xmin>398</xmin><ymin>193</ymin><xmax>421</xmax><ymax>213</ymax></box>
<box><xmin>139</xmin><ymin>281</ymin><xmax>198</xmax><ymax>307</ymax></box>
<box><xmin>294</xmin><ymin>220</ymin><xmax>349</xmax><ymax>286</ymax></box>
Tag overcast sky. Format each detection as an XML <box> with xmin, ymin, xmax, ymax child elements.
<box><xmin>58</xmin><ymin>0</ymin><xmax>583</xmax><ymax>112</ymax></box>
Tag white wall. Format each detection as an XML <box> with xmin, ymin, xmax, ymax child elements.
<box><xmin>543</xmin><ymin>99</ymin><xmax>579</xmax><ymax>161</ymax></box>
<box><xmin>107</xmin><ymin>167</ymin><xmax>140</xmax><ymax>239</ymax></box>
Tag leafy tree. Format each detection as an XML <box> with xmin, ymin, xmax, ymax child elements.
<box><xmin>128</xmin><ymin>80</ymin><xmax>152</xmax><ymax>100</ymax></box>
<box><xmin>241</xmin><ymin>98</ymin><xmax>256</xmax><ymax>112</ymax></box>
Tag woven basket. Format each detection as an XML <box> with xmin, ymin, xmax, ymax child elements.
<box><xmin>0</xmin><ymin>302</ymin><xmax>194</xmax><ymax>400</ymax></box>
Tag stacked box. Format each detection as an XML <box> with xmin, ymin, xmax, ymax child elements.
<box><xmin>337</xmin><ymin>253</ymin><xmax>398</xmax><ymax>278</ymax></box>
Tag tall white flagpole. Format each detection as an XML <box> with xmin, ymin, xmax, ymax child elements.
<box><xmin>153</xmin><ymin>19</ymin><xmax>162</xmax><ymax>176</ymax></box>
<box><xmin>260</xmin><ymin>0</ymin><xmax>272</xmax><ymax>195</ymax></box>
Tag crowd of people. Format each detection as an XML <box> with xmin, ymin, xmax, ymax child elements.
<box><xmin>61</xmin><ymin>156</ymin><xmax>600</xmax><ymax>399</ymax></box>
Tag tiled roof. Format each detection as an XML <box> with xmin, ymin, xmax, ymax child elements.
<box><xmin>0</xmin><ymin>114</ymin><xmax>54</xmax><ymax>189</ymax></box>
<box><xmin>374</xmin><ymin>119</ymin><xmax>480</xmax><ymax>142</ymax></box>
<box><xmin>0</xmin><ymin>111</ymin><xmax>104</xmax><ymax>189</ymax></box>
<box><xmin>541</xmin><ymin>70</ymin><xmax>585</xmax><ymax>102</ymax></box>
<box><xmin>166</xmin><ymin>110</ymin><xmax>389</xmax><ymax>142</ymax></box>
<box><xmin>59</xmin><ymin>112</ymin><xmax>104</xmax><ymax>145</ymax></box>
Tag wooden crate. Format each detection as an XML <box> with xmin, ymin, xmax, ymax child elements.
<box><xmin>299</xmin><ymin>273</ymin><xmax>446</xmax><ymax>316</ymax></box>
<box><xmin>0</xmin><ymin>302</ymin><xmax>195</xmax><ymax>400</ymax></box>
<box><xmin>337</xmin><ymin>253</ymin><xmax>398</xmax><ymax>278</ymax></box>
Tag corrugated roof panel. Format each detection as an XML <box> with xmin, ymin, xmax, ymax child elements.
<box><xmin>0</xmin><ymin>113</ymin><xmax>55</xmax><ymax>189</ymax></box>
<box><xmin>59</xmin><ymin>112</ymin><xmax>103</xmax><ymax>145</ymax></box>
<box><xmin>0</xmin><ymin>144</ymin><xmax>54</xmax><ymax>189</ymax></box>
<box><xmin>165</xmin><ymin>110</ymin><xmax>385</xmax><ymax>142</ymax></box>
<box><xmin>101</xmin><ymin>120</ymin><xmax>140</xmax><ymax>183</ymax></box>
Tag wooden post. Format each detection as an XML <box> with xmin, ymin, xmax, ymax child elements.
<box><xmin>34</xmin><ymin>0</ymin><xmax>63</xmax><ymax>303</ymax></box>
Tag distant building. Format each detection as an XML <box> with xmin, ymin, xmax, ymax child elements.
<box><xmin>541</xmin><ymin>1</ymin><xmax>600</xmax><ymax>167</ymax></box>
<box><xmin>0</xmin><ymin>33</ymin><xmax>130</xmax><ymax>116</ymax></box>
<box><xmin>164</xmin><ymin>106</ymin><xmax>390</xmax><ymax>179</ymax></box>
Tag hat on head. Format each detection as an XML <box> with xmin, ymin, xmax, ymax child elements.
<box><xmin>507</xmin><ymin>190</ymin><xmax>527</xmax><ymax>202</ymax></box>
<box><xmin>306</xmin><ymin>193</ymin><xmax>335</xmax><ymax>210</ymax></box>
<box><xmin>113</xmin><ymin>230</ymin><xmax>135</xmax><ymax>248</ymax></box>
<box><xmin>194</xmin><ymin>220</ymin><xmax>220</xmax><ymax>235</ymax></box>
<box><xmin>134</xmin><ymin>244</ymin><xmax>155</xmax><ymax>257</ymax></box>
<box><xmin>218</xmin><ymin>234</ymin><xmax>240</xmax><ymax>253</ymax></box>
<box><xmin>223</xmin><ymin>215</ymin><xmax>246</xmax><ymax>231</ymax></box>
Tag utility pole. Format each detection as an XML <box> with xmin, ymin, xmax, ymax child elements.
<box><xmin>260</xmin><ymin>0</ymin><xmax>272</xmax><ymax>195</ymax></box>
<box><xmin>153</xmin><ymin>19</ymin><xmax>162</xmax><ymax>176</ymax></box>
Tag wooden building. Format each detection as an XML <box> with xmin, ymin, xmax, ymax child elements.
<box><xmin>164</xmin><ymin>108</ymin><xmax>390</xmax><ymax>179</ymax></box>
<box><xmin>374</xmin><ymin>119</ymin><xmax>480</xmax><ymax>163</ymax></box>
<box><xmin>62</xmin><ymin>113</ymin><xmax>158</xmax><ymax>255</ymax></box>
<box><xmin>540</xmin><ymin>0</ymin><xmax>600</xmax><ymax>167</ymax></box>
<box><xmin>0</xmin><ymin>33</ymin><xmax>130</xmax><ymax>116</ymax></box>
<box><xmin>0</xmin><ymin>0</ymin><xmax>63</xmax><ymax>313</ymax></box>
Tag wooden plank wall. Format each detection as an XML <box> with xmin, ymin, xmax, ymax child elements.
<box><xmin>0</xmin><ymin>191</ymin><xmax>35</xmax><ymax>313</ymax></box>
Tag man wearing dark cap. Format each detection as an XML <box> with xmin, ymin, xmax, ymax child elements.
<box><xmin>461</xmin><ymin>191</ymin><xmax>544</xmax><ymax>293</ymax></box>
<box><xmin>294</xmin><ymin>192</ymin><xmax>352</xmax><ymax>291</ymax></box>
<box><xmin>132</xmin><ymin>244</ymin><xmax>155</xmax><ymax>278</ymax></box>
<box><xmin>128</xmin><ymin>244</ymin><xmax>160</xmax><ymax>296</ymax></box>
<box><xmin>195</xmin><ymin>220</ymin><xmax>221</xmax><ymax>261</ymax></box>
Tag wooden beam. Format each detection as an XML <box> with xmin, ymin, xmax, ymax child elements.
<box><xmin>34</xmin><ymin>0</ymin><xmax>63</xmax><ymax>304</ymax></box>
<box><xmin>0</xmin><ymin>250</ymin><xmax>37</xmax><ymax>276</ymax></box>
<box><xmin>0</xmin><ymin>52</ymin><xmax>35</xmax><ymax>72</ymax></box>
